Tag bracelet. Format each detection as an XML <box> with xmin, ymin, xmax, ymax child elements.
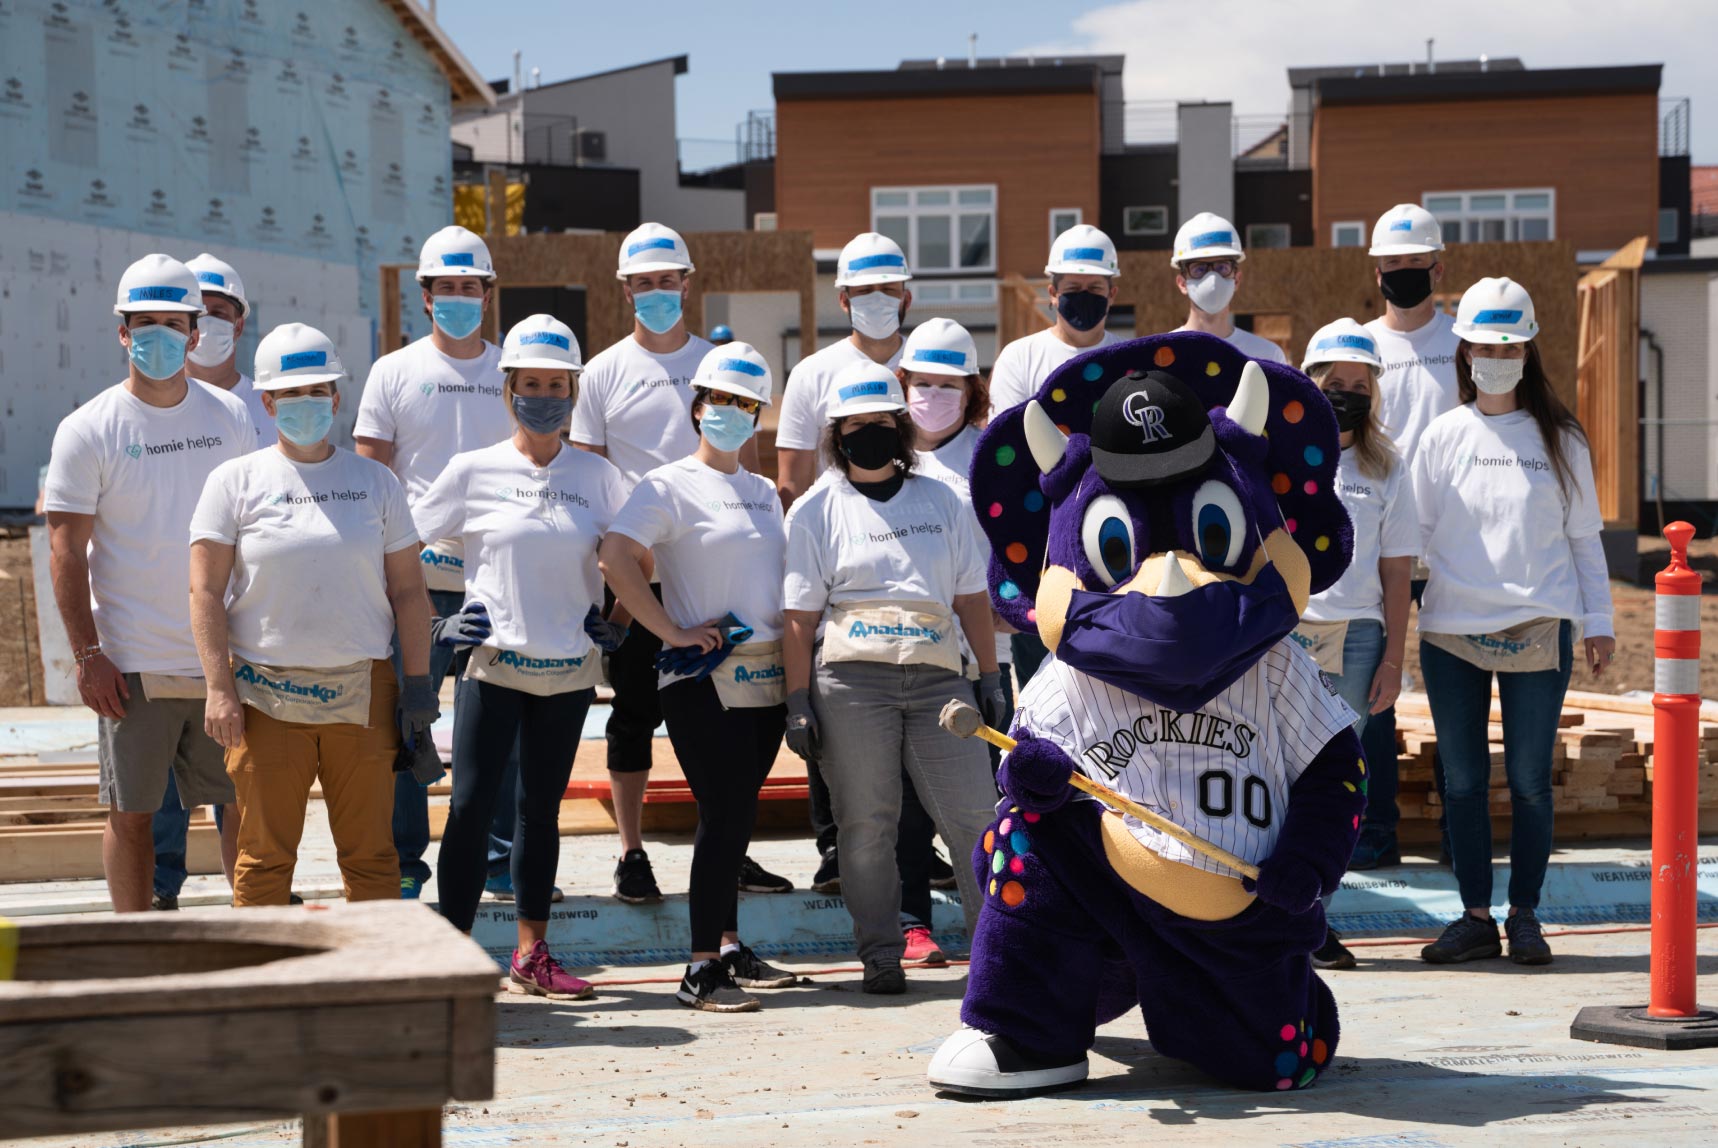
<box><xmin>74</xmin><ymin>644</ymin><xmax>103</xmax><ymax>664</ymax></box>
<box><xmin>1381</xmin><ymin>660</ymin><xmax>1400</xmax><ymax>669</ymax></box>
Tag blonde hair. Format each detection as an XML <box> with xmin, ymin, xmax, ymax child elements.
<box><xmin>1306</xmin><ymin>361</ymin><xmax>1397</xmax><ymax>481</ymax></box>
<box><xmin>502</xmin><ymin>366</ymin><xmax>580</xmax><ymax>429</ymax></box>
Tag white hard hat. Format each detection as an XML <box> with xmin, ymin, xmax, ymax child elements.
<box><xmin>1170</xmin><ymin>212</ymin><xmax>1244</xmax><ymax>266</ymax></box>
<box><xmin>615</xmin><ymin>222</ymin><xmax>694</xmax><ymax>279</ymax></box>
<box><xmin>500</xmin><ymin>314</ymin><xmax>582</xmax><ymax>372</ymax></box>
<box><xmin>1045</xmin><ymin>224</ymin><xmax>1119</xmax><ymax>277</ymax></box>
<box><xmin>827</xmin><ymin>360</ymin><xmax>907</xmax><ymax>418</ymax></box>
<box><xmin>835</xmin><ymin>232</ymin><xmax>912</xmax><ymax>288</ymax></box>
<box><xmin>1369</xmin><ymin>204</ymin><xmax>1445</xmax><ymax>257</ymax></box>
<box><xmin>114</xmin><ymin>254</ymin><xmax>205</xmax><ymax>316</ymax></box>
<box><xmin>901</xmin><ymin>318</ymin><xmax>978</xmax><ymax>377</ymax></box>
<box><xmin>1452</xmin><ymin>277</ymin><xmax>1539</xmax><ymax>344</ymax></box>
<box><xmin>416</xmin><ymin>226</ymin><xmax>496</xmax><ymax>283</ymax></box>
<box><xmin>1302</xmin><ymin>318</ymin><xmax>1383</xmax><ymax>371</ymax></box>
<box><xmin>694</xmin><ymin>341</ymin><xmax>773</xmax><ymax>405</ymax></box>
<box><xmin>184</xmin><ymin>253</ymin><xmax>251</xmax><ymax>317</ymax></box>
<box><xmin>253</xmin><ymin>323</ymin><xmax>345</xmax><ymax>390</ymax></box>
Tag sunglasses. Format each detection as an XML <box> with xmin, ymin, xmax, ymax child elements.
<box><xmin>1185</xmin><ymin>260</ymin><xmax>1238</xmax><ymax>281</ymax></box>
<box><xmin>705</xmin><ymin>391</ymin><xmax>762</xmax><ymax>416</ymax></box>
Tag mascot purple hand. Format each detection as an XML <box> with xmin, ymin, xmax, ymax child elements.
<box><xmin>928</xmin><ymin>332</ymin><xmax>1368</xmax><ymax>1101</ymax></box>
<box><xmin>996</xmin><ymin>728</ymin><xmax>1075</xmax><ymax>814</ymax></box>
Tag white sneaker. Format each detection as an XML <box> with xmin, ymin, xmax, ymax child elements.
<box><xmin>927</xmin><ymin>1027</ymin><xmax>1088</xmax><ymax>1097</ymax></box>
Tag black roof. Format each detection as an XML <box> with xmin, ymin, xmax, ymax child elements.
<box><xmin>1288</xmin><ymin>58</ymin><xmax>1524</xmax><ymax>87</ymax></box>
<box><xmin>774</xmin><ymin>63</ymin><xmax>1101</xmax><ymax>102</ymax></box>
<box><xmin>492</xmin><ymin>54</ymin><xmax>688</xmax><ymax>97</ymax></box>
<box><xmin>899</xmin><ymin>54</ymin><xmax>1124</xmax><ymax>76</ymax></box>
<box><xmin>1315</xmin><ymin>64</ymin><xmax>1661</xmax><ymax>105</ymax></box>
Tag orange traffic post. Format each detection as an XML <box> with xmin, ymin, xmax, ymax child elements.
<box><xmin>1571</xmin><ymin>522</ymin><xmax>1718</xmax><ymax>1049</ymax></box>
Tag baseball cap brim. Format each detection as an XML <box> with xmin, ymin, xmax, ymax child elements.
<box><xmin>1090</xmin><ymin>427</ymin><xmax>1215</xmax><ymax>489</ymax></box>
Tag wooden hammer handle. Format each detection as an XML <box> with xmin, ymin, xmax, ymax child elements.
<box><xmin>969</xmin><ymin>721</ymin><xmax>1262</xmax><ymax>881</ymax></box>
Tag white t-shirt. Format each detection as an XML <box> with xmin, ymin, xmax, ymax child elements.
<box><xmin>1364</xmin><ymin>310</ymin><xmax>1460</xmax><ymax>471</ymax></box>
<box><xmin>783</xmin><ymin>470</ymin><xmax>987</xmax><ymax>636</ymax></box>
<box><xmin>1412</xmin><ymin>405</ymin><xmax>1611</xmax><ymax>637</ymax></box>
<box><xmin>567</xmin><ymin>333</ymin><xmax>710</xmax><ymax>490</ymax></box>
<box><xmin>43</xmin><ymin>380</ymin><xmax>253</xmax><ymax>675</ymax></box>
<box><xmin>190</xmin><ymin>447</ymin><xmax>417</xmax><ymax>667</ymax></box>
<box><xmin>921</xmin><ymin>425</ymin><xmax>1010</xmax><ymax>665</ymax></box>
<box><xmin>774</xmin><ymin>337</ymin><xmax>904</xmax><ymax>454</ymax></box>
<box><xmin>412</xmin><ymin>441</ymin><xmax>628</xmax><ymax>661</ymax></box>
<box><xmin>191</xmin><ymin>373</ymin><xmax>273</xmax><ymax>444</ymax></box>
<box><xmin>609</xmin><ymin>456</ymin><xmax>786</xmax><ymax>642</ymax></box>
<box><xmin>1172</xmin><ymin>322</ymin><xmax>1290</xmax><ymax>365</ymax></box>
<box><xmin>1303</xmin><ymin>448</ymin><xmax>1418</xmax><ymax>625</ymax></box>
<box><xmin>352</xmin><ymin>336</ymin><xmax>512</xmax><ymax>592</ymax></box>
<box><xmin>1012</xmin><ymin>646</ymin><xmax>1355</xmax><ymax>878</ymax></box>
<box><xmin>987</xmin><ymin>328</ymin><xmax>1123</xmax><ymax>419</ymax></box>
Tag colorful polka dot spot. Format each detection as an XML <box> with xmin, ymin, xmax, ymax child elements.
<box><xmin>1025</xmin><ymin>608</ymin><xmax>1037</xmax><ymax>623</ymax></box>
<box><xmin>1276</xmin><ymin>1078</ymin><xmax>1294</xmax><ymax>1091</ymax></box>
<box><xmin>1312</xmin><ymin>1039</ymin><xmax>1329</xmax><ymax>1064</ymax></box>
<box><xmin>1005</xmin><ymin>542</ymin><xmax>1029</xmax><ymax>564</ymax></box>
<box><xmin>1303</xmin><ymin>480</ymin><xmax>1319</xmax><ymax>496</ymax></box>
<box><xmin>1010</xmin><ymin>830</ymin><xmax>1031</xmax><ymax>855</ymax></box>
<box><xmin>1023</xmin><ymin>811</ymin><xmax>1041</xmax><ymax>823</ymax></box>
<box><xmin>1282</xmin><ymin>401</ymin><xmax>1304</xmax><ymax>424</ymax></box>
<box><xmin>1274</xmin><ymin>1051</ymin><xmax>1299</xmax><ymax>1077</ymax></box>
<box><xmin>998</xmin><ymin>818</ymin><xmax>1013</xmax><ymax>836</ymax></box>
<box><xmin>1057</xmin><ymin>423</ymin><xmax>1071</xmax><ymax>435</ymax></box>
<box><xmin>1153</xmin><ymin>346</ymin><xmax>1176</xmax><ymax>367</ymax></box>
<box><xmin>1342</xmin><ymin>781</ymin><xmax>1356</xmax><ymax>792</ymax></box>
<box><xmin>992</xmin><ymin>851</ymin><xmax>1006</xmax><ymax>874</ymax></box>
<box><xmin>1050</xmin><ymin>387</ymin><xmax>1067</xmax><ymax>402</ymax></box>
<box><xmin>1082</xmin><ymin>362</ymin><xmax>1104</xmax><ymax>382</ymax></box>
<box><xmin>989</xmin><ymin>878</ymin><xmax>998</xmax><ymax>896</ymax></box>
<box><xmin>983</xmin><ymin>830</ymin><xmax>996</xmax><ymax>854</ymax></box>
<box><xmin>1284</xmin><ymin>518</ymin><xmax>1298</xmax><ymax>534</ymax></box>
<box><xmin>1271</xmin><ymin>473</ymin><xmax>1291</xmax><ymax>495</ymax></box>
<box><xmin>1009</xmin><ymin>856</ymin><xmax>1025</xmax><ymax>874</ymax></box>
<box><xmin>1357</xmin><ymin>758</ymin><xmax>1366</xmax><ymax>775</ymax></box>
<box><xmin>998</xmin><ymin>580</ymin><xmax>1021</xmax><ymax>601</ymax></box>
<box><xmin>1280</xmin><ymin>1024</ymin><xmax>1296</xmax><ymax>1042</ymax></box>
<box><xmin>1303</xmin><ymin>445</ymin><xmax>1324</xmax><ymax>466</ymax></box>
<box><xmin>995</xmin><ymin>444</ymin><xmax>1016</xmax><ymax>466</ymax></box>
<box><xmin>1205</xmin><ymin>361</ymin><xmax>1221</xmax><ymax>376</ymax></box>
<box><xmin>1000</xmin><ymin>881</ymin><xmax>1026</xmax><ymax>906</ymax></box>
<box><xmin>1315</xmin><ymin>535</ymin><xmax>1331</xmax><ymax>552</ymax></box>
<box><xmin>988</xmin><ymin>502</ymin><xmax>1004</xmax><ymax>518</ymax></box>
<box><xmin>1297</xmin><ymin>1066</ymin><xmax>1316</xmax><ymax>1088</ymax></box>
<box><xmin>1024</xmin><ymin>490</ymin><xmax>1045</xmax><ymax>512</ymax></box>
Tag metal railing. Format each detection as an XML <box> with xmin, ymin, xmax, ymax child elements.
<box><xmin>1101</xmin><ymin>101</ymin><xmax>1307</xmax><ymax>167</ymax></box>
<box><xmin>1661</xmin><ymin>97</ymin><xmax>1691</xmax><ymax>157</ymax></box>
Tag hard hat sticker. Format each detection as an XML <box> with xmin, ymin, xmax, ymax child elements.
<box><xmin>839</xmin><ymin>381</ymin><xmax>890</xmax><ymax>401</ymax></box>
<box><xmin>519</xmin><ymin>332</ymin><xmax>571</xmax><ymax>349</ymax></box>
<box><xmin>441</xmin><ymin>252</ymin><xmax>476</xmax><ymax>266</ymax></box>
<box><xmin>847</xmin><ymin>253</ymin><xmax>905</xmax><ymax>271</ymax></box>
<box><xmin>280</xmin><ymin>350</ymin><xmax>329</xmax><ymax>370</ymax></box>
<box><xmin>627</xmin><ymin>238</ymin><xmax>678</xmax><ymax>256</ymax></box>
<box><xmin>717</xmin><ymin>357</ymin><xmax>766</xmax><ymax>376</ymax></box>
<box><xmin>911</xmin><ymin>348</ymin><xmax>968</xmax><ymax>367</ymax></box>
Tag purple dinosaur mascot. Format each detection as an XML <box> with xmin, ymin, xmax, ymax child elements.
<box><xmin>927</xmin><ymin>331</ymin><xmax>1367</xmax><ymax>1097</ymax></box>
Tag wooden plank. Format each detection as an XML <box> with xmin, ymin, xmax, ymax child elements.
<box><xmin>446</xmin><ymin>997</ymin><xmax>494</xmax><ymax>1102</ymax></box>
<box><xmin>327</xmin><ymin>1108</ymin><xmax>442</xmax><ymax>1148</ymax></box>
<box><xmin>0</xmin><ymin>822</ymin><xmax>221</xmax><ymax>882</ymax></box>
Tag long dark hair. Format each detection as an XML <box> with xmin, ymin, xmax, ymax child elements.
<box><xmin>1455</xmin><ymin>340</ymin><xmax>1587</xmax><ymax>498</ymax></box>
<box><xmin>821</xmin><ymin>413</ymin><xmax>919</xmax><ymax>478</ymax></box>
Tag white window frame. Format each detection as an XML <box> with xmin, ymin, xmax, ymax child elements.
<box><xmin>1658</xmin><ymin>206</ymin><xmax>1680</xmax><ymax>244</ymax></box>
<box><xmin>1421</xmin><ymin>188</ymin><xmax>1556</xmax><ymax>244</ymax></box>
<box><xmin>1245</xmin><ymin>222</ymin><xmax>1292</xmax><ymax>249</ymax></box>
<box><xmin>1122</xmin><ymin>204</ymin><xmax>1169</xmax><ymax>237</ymax></box>
<box><xmin>1049</xmin><ymin>206</ymin><xmax>1082</xmax><ymax>245</ymax></box>
<box><xmin>871</xmin><ymin>184</ymin><xmax>998</xmax><ymax>274</ymax></box>
<box><xmin>1330</xmin><ymin>220</ymin><xmax>1366</xmax><ymax>248</ymax></box>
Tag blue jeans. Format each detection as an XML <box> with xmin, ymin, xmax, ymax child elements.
<box><xmin>1320</xmin><ymin>619</ymin><xmax>1383</xmax><ymax>740</ymax></box>
<box><xmin>152</xmin><ymin>770</ymin><xmax>225</xmax><ymax>899</ymax></box>
<box><xmin>1419</xmin><ymin>620</ymin><xmax>1574</xmax><ymax>912</ymax></box>
<box><xmin>391</xmin><ymin>588</ymin><xmax>517</xmax><ymax>887</ymax></box>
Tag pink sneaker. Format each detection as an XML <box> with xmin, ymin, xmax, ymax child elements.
<box><xmin>903</xmin><ymin>925</ymin><xmax>948</xmax><ymax>966</ymax></box>
<box><xmin>509</xmin><ymin>940</ymin><xmax>595</xmax><ymax>1000</ymax></box>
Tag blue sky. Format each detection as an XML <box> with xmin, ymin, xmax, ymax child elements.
<box><xmin>432</xmin><ymin>0</ymin><xmax>1718</xmax><ymax>162</ymax></box>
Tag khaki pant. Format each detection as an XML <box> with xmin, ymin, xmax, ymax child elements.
<box><xmin>227</xmin><ymin>659</ymin><xmax>401</xmax><ymax>906</ymax></box>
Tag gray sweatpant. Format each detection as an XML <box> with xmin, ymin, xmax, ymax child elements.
<box><xmin>812</xmin><ymin>658</ymin><xmax>996</xmax><ymax>961</ymax></box>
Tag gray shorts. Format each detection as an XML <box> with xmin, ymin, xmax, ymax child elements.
<box><xmin>98</xmin><ymin>674</ymin><xmax>235</xmax><ymax>812</ymax></box>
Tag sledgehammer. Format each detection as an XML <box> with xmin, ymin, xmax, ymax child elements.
<box><xmin>938</xmin><ymin>699</ymin><xmax>1261</xmax><ymax>880</ymax></box>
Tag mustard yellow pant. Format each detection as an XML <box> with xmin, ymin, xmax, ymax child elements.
<box><xmin>226</xmin><ymin>660</ymin><xmax>401</xmax><ymax>906</ymax></box>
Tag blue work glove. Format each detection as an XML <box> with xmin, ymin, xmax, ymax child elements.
<box><xmin>653</xmin><ymin>612</ymin><xmax>754</xmax><ymax>682</ymax></box>
<box><xmin>1242</xmin><ymin>853</ymin><xmax>1324</xmax><ymax>915</ymax></box>
<box><xmin>584</xmin><ymin>606</ymin><xmax>628</xmax><ymax>654</ymax></box>
<box><xmin>785</xmin><ymin>688</ymin><xmax>820</xmax><ymax>764</ymax></box>
<box><xmin>399</xmin><ymin>674</ymin><xmax>441</xmax><ymax>737</ymax></box>
<box><xmin>977</xmin><ymin>670</ymin><xmax>1009</xmax><ymax>732</ymax></box>
<box><xmin>430</xmin><ymin>600</ymin><xmax>490</xmax><ymax>648</ymax></box>
<box><xmin>996</xmin><ymin>728</ymin><xmax>1075</xmax><ymax>814</ymax></box>
<box><xmin>404</xmin><ymin>729</ymin><xmax>446</xmax><ymax>787</ymax></box>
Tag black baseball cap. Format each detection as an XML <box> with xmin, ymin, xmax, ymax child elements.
<box><xmin>1089</xmin><ymin>371</ymin><xmax>1215</xmax><ymax>488</ymax></box>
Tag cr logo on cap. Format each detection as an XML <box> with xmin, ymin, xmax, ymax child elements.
<box><xmin>1121</xmin><ymin>392</ymin><xmax>1173</xmax><ymax>444</ymax></box>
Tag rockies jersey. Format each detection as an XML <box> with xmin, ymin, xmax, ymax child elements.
<box><xmin>1011</xmin><ymin>641</ymin><xmax>1356</xmax><ymax>878</ymax></box>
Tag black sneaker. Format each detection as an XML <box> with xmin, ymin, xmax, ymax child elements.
<box><xmin>613</xmin><ymin>848</ymin><xmax>663</xmax><ymax>904</ymax></box>
<box><xmin>1421</xmin><ymin>914</ymin><xmax>1503</xmax><ymax>964</ymax></box>
<box><xmin>722</xmin><ymin>944</ymin><xmax>797</xmax><ymax>988</ymax></box>
<box><xmin>928</xmin><ymin>848</ymin><xmax>958</xmax><ymax>890</ymax></box>
<box><xmin>1345</xmin><ymin>836</ymin><xmax>1401</xmax><ymax>871</ymax></box>
<box><xmin>863</xmin><ymin>954</ymin><xmax>907</xmax><ymax>995</ymax></box>
<box><xmin>737</xmin><ymin>856</ymin><xmax>794</xmax><ymax>894</ymax></box>
<box><xmin>1312</xmin><ymin>927</ymin><xmax>1357</xmax><ymax>970</ymax></box>
<box><xmin>677</xmin><ymin>959</ymin><xmax>760</xmax><ymax>1013</ymax></box>
<box><xmin>1505</xmin><ymin>910</ymin><xmax>1554</xmax><ymax>965</ymax></box>
<box><xmin>289</xmin><ymin>893</ymin><xmax>304</xmax><ymax>906</ymax></box>
<box><xmin>810</xmin><ymin>848</ymin><xmax>841</xmax><ymax>895</ymax></box>
<box><xmin>151</xmin><ymin>893</ymin><xmax>178</xmax><ymax>912</ymax></box>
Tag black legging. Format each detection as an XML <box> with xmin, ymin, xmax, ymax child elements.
<box><xmin>660</xmin><ymin>677</ymin><xmax>786</xmax><ymax>952</ymax></box>
<box><xmin>438</xmin><ymin>677</ymin><xmax>595</xmax><ymax>931</ymax></box>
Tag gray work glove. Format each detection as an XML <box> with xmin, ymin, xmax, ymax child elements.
<box><xmin>977</xmin><ymin>670</ymin><xmax>1010</xmax><ymax>732</ymax></box>
<box><xmin>785</xmin><ymin>687</ymin><xmax>820</xmax><ymax>764</ymax></box>
<box><xmin>431</xmin><ymin>600</ymin><xmax>491</xmax><ymax>648</ymax></box>
<box><xmin>400</xmin><ymin>674</ymin><xmax>441</xmax><ymax>737</ymax></box>
<box><xmin>584</xmin><ymin>605</ymin><xmax>629</xmax><ymax>654</ymax></box>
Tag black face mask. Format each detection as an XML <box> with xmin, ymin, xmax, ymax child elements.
<box><xmin>1056</xmin><ymin>290</ymin><xmax>1110</xmax><ymax>332</ymax></box>
<box><xmin>839</xmin><ymin>422</ymin><xmax>900</xmax><ymax>471</ymax></box>
<box><xmin>1324</xmin><ymin>389</ymin><xmax>1371</xmax><ymax>434</ymax></box>
<box><xmin>1378</xmin><ymin>266</ymin><xmax>1434</xmax><ymax>308</ymax></box>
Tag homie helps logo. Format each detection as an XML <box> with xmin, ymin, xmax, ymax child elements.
<box><xmin>234</xmin><ymin>663</ymin><xmax>341</xmax><ymax>703</ymax></box>
<box><xmin>125</xmin><ymin>435</ymin><xmax>225</xmax><ymax>459</ymax></box>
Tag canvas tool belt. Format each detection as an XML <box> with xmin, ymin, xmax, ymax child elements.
<box><xmin>1421</xmin><ymin>617</ymin><xmax>1563</xmax><ymax>674</ymax></box>
<box><xmin>465</xmin><ymin>645</ymin><xmax>602</xmax><ymax>697</ymax></box>
<box><xmin>418</xmin><ymin>538</ymin><xmax>467</xmax><ymax>593</ymax></box>
<box><xmin>819</xmin><ymin>599</ymin><xmax>962</xmax><ymax>675</ymax></box>
<box><xmin>1289</xmin><ymin>618</ymin><xmax>1349</xmax><ymax>675</ymax></box>
<box><xmin>139</xmin><ymin>674</ymin><xmax>207</xmax><ymax>701</ymax></box>
<box><xmin>232</xmin><ymin>657</ymin><xmax>372</xmax><ymax>726</ymax></box>
<box><xmin>710</xmin><ymin>640</ymin><xmax>787</xmax><ymax>709</ymax></box>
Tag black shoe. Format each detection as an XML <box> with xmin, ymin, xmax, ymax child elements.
<box><xmin>810</xmin><ymin>849</ymin><xmax>841</xmax><ymax>895</ymax></box>
<box><xmin>1505</xmin><ymin>910</ymin><xmax>1554</xmax><ymax>965</ymax></box>
<box><xmin>1312</xmin><ymin>926</ymin><xmax>1357</xmax><ymax>970</ymax></box>
<box><xmin>927</xmin><ymin>848</ymin><xmax>958</xmax><ymax>890</ymax></box>
<box><xmin>613</xmin><ymin>848</ymin><xmax>663</xmax><ymax>904</ymax></box>
<box><xmin>1345</xmin><ymin>836</ymin><xmax>1401</xmax><ymax>871</ymax></box>
<box><xmin>1421</xmin><ymin>914</ymin><xmax>1503</xmax><ymax>964</ymax></box>
<box><xmin>737</xmin><ymin>856</ymin><xmax>794</xmax><ymax>894</ymax></box>
<box><xmin>676</xmin><ymin>959</ymin><xmax>760</xmax><ymax>1013</ymax></box>
<box><xmin>863</xmin><ymin>954</ymin><xmax>906</xmax><ymax>995</ymax></box>
<box><xmin>289</xmin><ymin>893</ymin><xmax>304</xmax><ymax>906</ymax></box>
<box><xmin>151</xmin><ymin>893</ymin><xmax>178</xmax><ymax>912</ymax></box>
<box><xmin>722</xmin><ymin>944</ymin><xmax>797</xmax><ymax>988</ymax></box>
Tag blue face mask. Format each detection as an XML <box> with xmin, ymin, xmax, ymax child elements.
<box><xmin>431</xmin><ymin>296</ymin><xmax>484</xmax><ymax>340</ymax></box>
<box><xmin>273</xmin><ymin>395</ymin><xmax>336</xmax><ymax>447</ymax></box>
<box><xmin>632</xmin><ymin>289</ymin><xmax>683</xmax><ymax>335</ymax></box>
<box><xmin>127</xmin><ymin>324</ymin><xmax>189</xmax><ymax>380</ymax></box>
<box><xmin>512</xmin><ymin>393</ymin><xmax>574</xmax><ymax>435</ymax></box>
<box><xmin>699</xmin><ymin>404</ymin><xmax>757</xmax><ymax>453</ymax></box>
